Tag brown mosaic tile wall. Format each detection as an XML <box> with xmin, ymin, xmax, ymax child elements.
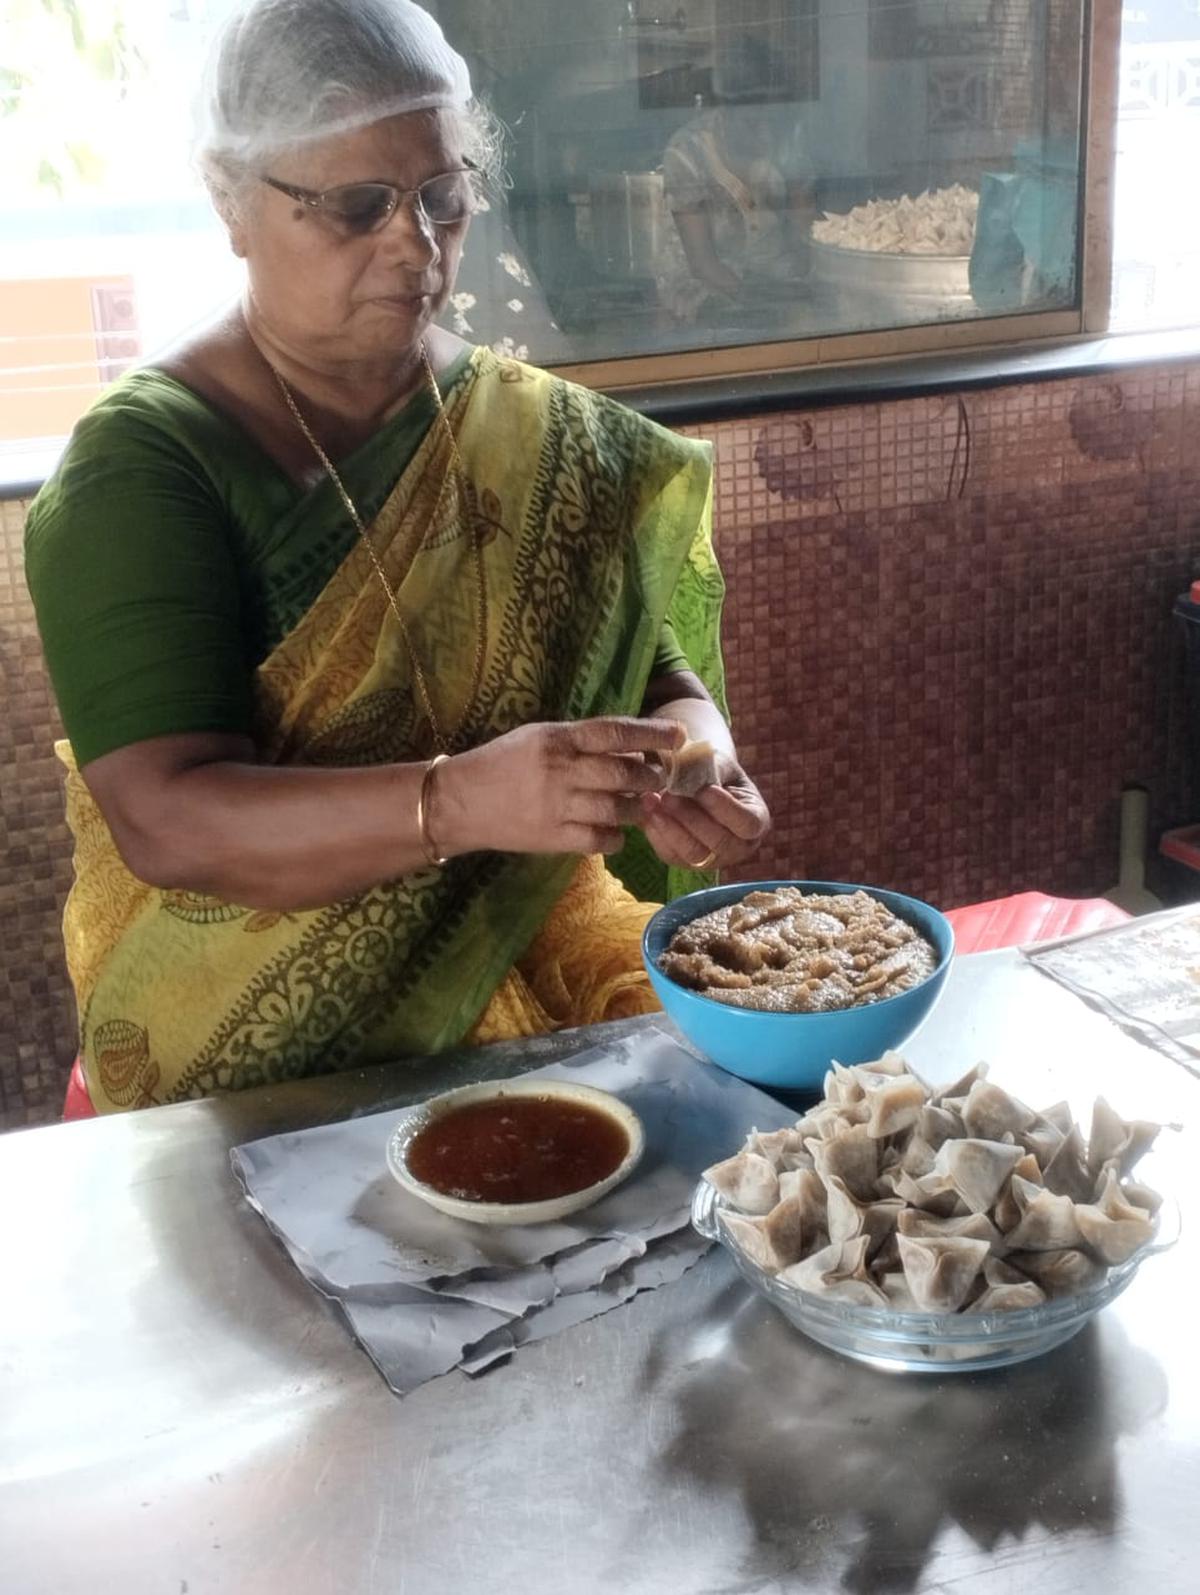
<box><xmin>0</xmin><ymin>496</ymin><xmax>78</xmax><ymax>1130</ymax></box>
<box><xmin>4</xmin><ymin>359</ymin><xmax>1200</xmax><ymax>1128</ymax></box>
<box><xmin>684</xmin><ymin>362</ymin><xmax>1200</xmax><ymax>907</ymax></box>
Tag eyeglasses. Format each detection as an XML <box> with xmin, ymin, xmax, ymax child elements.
<box><xmin>260</xmin><ymin>161</ymin><xmax>477</xmax><ymax>236</ymax></box>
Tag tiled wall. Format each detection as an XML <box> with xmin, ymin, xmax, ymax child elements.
<box><xmin>686</xmin><ymin>361</ymin><xmax>1200</xmax><ymax>905</ymax></box>
<box><xmin>0</xmin><ymin>497</ymin><xmax>78</xmax><ymax>1129</ymax></box>
<box><xmin>3</xmin><ymin>359</ymin><xmax>1200</xmax><ymax>1128</ymax></box>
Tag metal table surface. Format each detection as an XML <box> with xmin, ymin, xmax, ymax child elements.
<box><xmin>1</xmin><ymin>949</ymin><xmax>1197</xmax><ymax>1595</ymax></box>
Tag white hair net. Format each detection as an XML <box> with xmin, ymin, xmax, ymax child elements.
<box><xmin>196</xmin><ymin>0</ymin><xmax>472</xmax><ymax>170</ymax></box>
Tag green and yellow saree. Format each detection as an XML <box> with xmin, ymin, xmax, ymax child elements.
<box><xmin>36</xmin><ymin>348</ymin><xmax>724</xmax><ymax>1111</ymax></box>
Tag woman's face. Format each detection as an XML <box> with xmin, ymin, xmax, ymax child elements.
<box><xmin>238</xmin><ymin>108</ymin><xmax>471</xmax><ymax>369</ymax></box>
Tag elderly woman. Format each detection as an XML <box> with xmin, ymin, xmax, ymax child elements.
<box><xmin>25</xmin><ymin>0</ymin><xmax>768</xmax><ymax>1114</ymax></box>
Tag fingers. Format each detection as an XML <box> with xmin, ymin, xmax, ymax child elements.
<box><xmin>562</xmin><ymin>823</ymin><xmax>626</xmax><ymax>855</ymax></box>
<box><xmin>659</xmin><ymin>793</ymin><xmax>729</xmax><ymax>858</ymax></box>
<box><xmin>694</xmin><ymin>783</ymin><xmax>770</xmax><ymax>842</ymax></box>
<box><xmin>564</xmin><ymin>716</ymin><xmax>686</xmax><ymax>757</ymax></box>
<box><xmin>639</xmin><ymin>793</ymin><xmax>710</xmax><ymax>867</ymax></box>
<box><xmin>567</xmin><ymin>790</ymin><xmax>645</xmax><ymax>831</ymax></box>
<box><xmin>572</xmin><ymin>752</ymin><xmax>666</xmax><ymax>797</ymax></box>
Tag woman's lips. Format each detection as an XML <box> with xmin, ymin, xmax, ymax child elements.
<box><xmin>372</xmin><ymin>290</ymin><xmax>434</xmax><ymax>308</ymax></box>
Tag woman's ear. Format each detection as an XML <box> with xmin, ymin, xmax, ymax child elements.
<box><xmin>204</xmin><ymin>173</ymin><xmax>249</xmax><ymax>259</ymax></box>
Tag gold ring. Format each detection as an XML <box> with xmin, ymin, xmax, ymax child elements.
<box><xmin>691</xmin><ymin>849</ymin><xmax>718</xmax><ymax>871</ymax></box>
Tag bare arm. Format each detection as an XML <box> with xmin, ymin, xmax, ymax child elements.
<box><xmin>82</xmin><ymin>716</ymin><xmax>686</xmax><ymax>911</ymax></box>
<box><xmin>671</xmin><ymin>208</ymin><xmax>742</xmax><ymax>298</ymax></box>
<box><xmin>641</xmin><ymin>667</ymin><xmax>734</xmax><ymax>753</ymax></box>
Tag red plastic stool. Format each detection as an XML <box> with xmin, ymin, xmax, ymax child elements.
<box><xmin>62</xmin><ymin>1056</ymin><xmax>98</xmax><ymax>1122</ymax></box>
<box><xmin>943</xmin><ymin>891</ymin><xmax>1130</xmax><ymax>955</ymax></box>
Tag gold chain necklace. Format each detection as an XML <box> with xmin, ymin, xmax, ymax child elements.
<box><xmin>270</xmin><ymin>345</ymin><xmax>488</xmax><ymax>755</ymax></box>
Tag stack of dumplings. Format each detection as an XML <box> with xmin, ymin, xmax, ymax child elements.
<box><xmin>811</xmin><ymin>185</ymin><xmax>979</xmax><ymax>257</ymax></box>
<box><xmin>704</xmin><ymin>1055</ymin><xmax>1164</xmax><ymax>1314</ymax></box>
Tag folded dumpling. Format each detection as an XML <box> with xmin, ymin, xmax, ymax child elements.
<box><xmin>778</xmin><ymin>1236</ymin><xmax>888</xmax><ymax>1306</ymax></box>
<box><xmin>824</xmin><ymin>1174</ymin><xmax>905</xmax><ymax>1257</ymax></box>
<box><xmin>797</xmin><ymin>1119</ymin><xmax>843</xmax><ymax>1149</ymax></box>
<box><xmin>916</xmin><ymin>1103</ymin><xmax>966</xmax><ymax>1152</ymax></box>
<box><xmin>866</xmin><ymin>1051</ymin><xmax>915</xmax><ymax>1078</ymax></box>
<box><xmin>777</xmin><ymin>1166</ymin><xmax>828</xmax><ymax>1232</ymax></box>
<box><xmin>1003</xmin><ymin>1186</ymin><xmax>1084</xmax><ymax>1252</ymax></box>
<box><xmin>1040</xmin><ymin>1123</ymin><xmax>1092</xmax><ymax>1202</ymax></box>
<box><xmin>962</xmin><ymin>1079</ymin><xmax>1036</xmax><ymax>1141</ymax></box>
<box><xmin>882</xmin><ymin>1167</ymin><xmax>960</xmax><ymax>1217</ymax></box>
<box><xmin>992</xmin><ymin>1157</ymin><xmax>1043</xmax><ymax>1231</ymax></box>
<box><xmin>967</xmin><ymin>1278</ymin><xmax>1046</xmax><ymax>1313</ymax></box>
<box><xmin>705</xmin><ymin>1150</ymin><xmax>779</xmax><ymax>1214</ymax></box>
<box><xmin>824</xmin><ymin>1062</ymin><xmax>867</xmax><ymax>1106</ymax></box>
<box><xmin>1009</xmin><ymin>1247</ymin><xmax>1106</xmax><ymax>1298</ymax></box>
<box><xmin>1037</xmin><ymin>1100</ymin><xmax>1076</xmax><ymax>1135</ymax></box>
<box><xmin>877</xmin><ymin>1270</ymin><xmax>922</xmax><ymax>1311</ymax></box>
<box><xmin>720</xmin><ymin>1192</ymin><xmax>813</xmax><ymax>1273</ymax></box>
<box><xmin>861</xmin><ymin>1073</ymin><xmax>926</xmax><ymax>1138</ymax></box>
<box><xmin>811</xmin><ymin>1124</ymin><xmax>879</xmax><ymax>1202</ymax></box>
<box><xmin>744</xmin><ymin>1126</ymin><xmax>810</xmax><ymax>1169</ymax></box>
<box><xmin>933</xmin><ymin>1138</ymin><xmax>1025</xmax><ymax>1215</ymax></box>
<box><xmin>1019</xmin><ymin>1119</ymin><xmax>1067</xmax><ymax>1171</ymax></box>
<box><xmin>896</xmin><ymin>1234</ymin><xmax>990</xmax><ymax>1311</ymax></box>
<box><xmin>899</xmin><ymin>1132</ymin><xmax>938</xmax><ymax>1178</ymax></box>
<box><xmin>1087</xmin><ymin>1097</ymin><xmax>1161</xmax><ymax>1179</ymax></box>
<box><xmin>1074</xmin><ymin>1168</ymin><xmax>1156</xmax><ymax>1265</ymax></box>
<box><xmin>897</xmin><ymin>1209</ymin><xmax>1006</xmax><ymax>1255</ymax></box>
<box><xmin>1119</xmin><ymin>1175</ymin><xmax>1164</xmax><ymax>1216</ymax></box>
<box><xmin>983</xmin><ymin>1255</ymin><xmax>1028</xmax><ymax>1288</ymax></box>
<box><xmin>931</xmin><ymin>1061</ymin><xmax>989</xmax><ymax>1104</ymax></box>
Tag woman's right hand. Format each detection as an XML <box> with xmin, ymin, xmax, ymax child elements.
<box><xmin>435</xmin><ymin>716</ymin><xmax>685</xmax><ymax>858</ymax></box>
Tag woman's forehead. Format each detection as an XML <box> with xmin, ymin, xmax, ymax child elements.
<box><xmin>271</xmin><ymin>107</ymin><xmax>462</xmax><ymax>185</ymax></box>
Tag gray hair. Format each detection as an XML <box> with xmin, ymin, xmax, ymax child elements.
<box><xmin>196</xmin><ymin>0</ymin><xmax>503</xmax><ymax>216</ymax></box>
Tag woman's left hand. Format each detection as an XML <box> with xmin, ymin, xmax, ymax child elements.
<box><xmin>638</xmin><ymin>751</ymin><xmax>770</xmax><ymax>872</ymax></box>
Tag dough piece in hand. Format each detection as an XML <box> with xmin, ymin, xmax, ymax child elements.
<box><xmin>658</xmin><ymin>736</ymin><xmax>720</xmax><ymax>797</ymax></box>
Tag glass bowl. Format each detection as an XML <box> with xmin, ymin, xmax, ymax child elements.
<box><xmin>691</xmin><ymin>1172</ymin><xmax>1180</xmax><ymax>1374</ymax></box>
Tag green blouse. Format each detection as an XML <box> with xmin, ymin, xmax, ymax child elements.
<box><xmin>25</xmin><ymin>353</ymin><xmax>689</xmax><ymax>767</ymax></box>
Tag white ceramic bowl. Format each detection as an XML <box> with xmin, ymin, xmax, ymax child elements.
<box><xmin>386</xmin><ymin>1078</ymin><xmax>645</xmax><ymax>1226</ymax></box>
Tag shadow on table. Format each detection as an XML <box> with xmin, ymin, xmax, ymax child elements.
<box><xmin>641</xmin><ymin>1280</ymin><xmax>1168</xmax><ymax>1594</ymax></box>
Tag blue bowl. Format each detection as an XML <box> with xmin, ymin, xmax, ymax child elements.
<box><xmin>642</xmin><ymin>880</ymin><xmax>954</xmax><ymax>1092</ymax></box>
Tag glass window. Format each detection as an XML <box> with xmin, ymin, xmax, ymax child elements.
<box><xmin>0</xmin><ymin>0</ymin><xmax>1093</xmax><ymax>461</ymax></box>
<box><xmin>442</xmin><ymin>0</ymin><xmax>1086</xmax><ymax>364</ymax></box>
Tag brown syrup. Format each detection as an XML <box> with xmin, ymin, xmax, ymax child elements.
<box><xmin>408</xmin><ymin>1095</ymin><xmax>630</xmax><ymax>1205</ymax></box>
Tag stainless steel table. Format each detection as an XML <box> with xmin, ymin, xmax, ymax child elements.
<box><xmin>2</xmin><ymin>950</ymin><xmax>1197</xmax><ymax>1595</ymax></box>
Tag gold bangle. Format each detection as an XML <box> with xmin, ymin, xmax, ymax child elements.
<box><xmin>416</xmin><ymin>753</ymin><xmax>450</xmax><ymax>867</ymax></box>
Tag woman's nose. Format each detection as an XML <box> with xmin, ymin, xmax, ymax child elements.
<box><xmin>377</xmin><ymin>196</ymin><xmax>439</xmax><ymax>269</ymax></box>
